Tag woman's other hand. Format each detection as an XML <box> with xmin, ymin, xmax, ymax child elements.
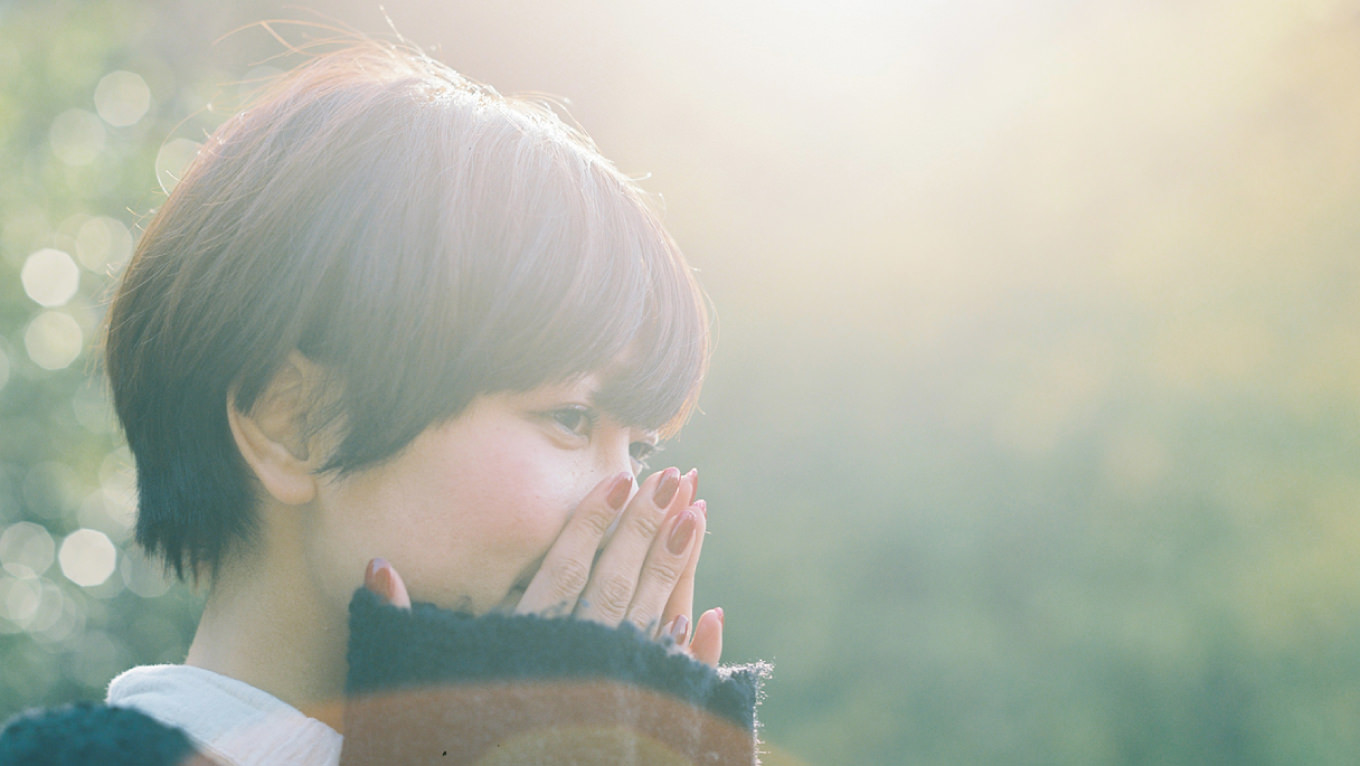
<box><xmin>363</xmin><ymin>557</ymin><xmax>411</xmax><ymax>609</ymax></box>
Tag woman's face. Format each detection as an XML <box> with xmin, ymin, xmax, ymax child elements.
<box><xmin>303</xmin><ymin>375</ymin><xmax>657</xmax><ymax>615</ymax></box>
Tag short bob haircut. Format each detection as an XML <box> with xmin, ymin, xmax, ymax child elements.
<box><xmin>105</xmin><ymin>41</ymin><xmax>709</xmax><ymax>582</ymax></box>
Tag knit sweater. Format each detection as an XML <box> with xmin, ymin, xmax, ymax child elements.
<box><xmin>0</xmin><ymin>588</ymin><xmax>768</xmax><ymax>765</ymax></box>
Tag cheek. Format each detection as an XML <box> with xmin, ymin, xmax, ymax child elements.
<box><xmin>459</xmin><ymin>444</ymin><xmax>582</xmax><ymax>550</ymax></box>
<box><xmin>314</xmin><ymin>422</ymin><xmax>602</xmax><ymax>611</ymax></box>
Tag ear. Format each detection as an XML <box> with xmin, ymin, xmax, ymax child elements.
<box><xmin>227</xmin><ymin>351</ymin><xmax>329</xmax><ymax>506</ymax></box>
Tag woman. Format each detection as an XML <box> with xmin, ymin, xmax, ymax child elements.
<box><xmin>0</xmin><ymin>39</ymin><xmax>764</xmax><ymax>765</ymax></box>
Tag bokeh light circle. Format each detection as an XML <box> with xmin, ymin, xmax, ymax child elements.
<box><xmin>75</xmin><ymin>216</ymin><xmax>133</xmax><ymax>274</ymax></box>
<box><xmin>33</xmin><ymin>589</ymin><xmax>83</xmax><ymax>644</ymax></box>
<box><xmin>27</xmin><ymin>580</ymin><xmax>66</xmax><ymax>632</ymax></box>
<box><xmin>1</xmin><ymin>577</ymin><xmax>41</xmax><ymax>626</ymax></box>
<box><xmin>119</xmin><ymin>551</ymin><xmax>172</xmax><ymax>599</ymax></box>
<box><xmin>0</xmin><ymin>522</ymin><xmax>56</xmax><ymax>578</ymax></box>
<box><xmin>155</xmin><ymin>138</ymin><xmax>201</xmax><ymax>194</ymax></box>
<box><xmin>0</xmin><ymin>579</ymin><xmax>24</xmax><ymax>634</ymax></box>
<box><xmin>21</xmin><ymin>248</ymin><xmax>80</xmax><ymax>307</ymax></box>
<box><xmin>24</xmin><ymin>311</ymin><xmax>84</xmax><ymax>370</ymax></box>
<box><xmin>94</xmin><ymin>70</ymin><xmax>152</xmax><ymax>127</ymax></box>
<box><xmin>49</xmin><ymin>109</ymin><xmax>106</xmax><ymax>165</ymax></box>
<box><xmin>58</xmin><ymin>529</ymin><xmax>117</xmax><ymax>587</ymax></box>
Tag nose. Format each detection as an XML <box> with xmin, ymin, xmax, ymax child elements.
<box><xmin>594</xmin><ymin>424</ymin><xmax>637</xmax><ymax>486</ymax></box>
<box><xmin>590</xmin><ymin>427</ymin><xmax>637</xmax><ymax>548</ymax></box>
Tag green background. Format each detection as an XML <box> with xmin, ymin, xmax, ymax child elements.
<box><xmin>4</xmin><ymin>1</ymin><xmax>1360</xmax><ymax>763</ymax></box>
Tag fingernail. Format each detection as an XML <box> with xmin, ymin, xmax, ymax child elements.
<box><xmin>693</xmin><ymin>499</ymin><xmax>706</xmax><ymax>518</ymax></box>
<box><xmin>686</xmin><ymin>468</ymin><xmax>698</xmax><ymax>496</ymax></box>
<box><xmin>716</xmin><ymin>607</ymin><xmax>724</xmax><ymax>627</ymax></box>
<box><xmin>606</xmin><ymin>472</ymin><xmax>633</xmax><ymax>510</ymax></box>
<box><xmin>667</xmin><ymin>509</ymin><xmax>697</xmax><ymax>554</ymax></box>
<box><xmin>667</xmin><ymin>614</ymin><xmax>690</xmax><ymax>644</ymax></box>
<box><xmin>653</xmin><ymin>467</ymin><xmax>681</xmax><ymax>508</ymax></box>
<box><xmin>365</xmin><ymin>557</ymin><xmax>394</xmax><ymax>602</ymax></box>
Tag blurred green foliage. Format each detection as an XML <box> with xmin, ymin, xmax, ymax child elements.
<box><xmin>5</xmin><ymin>2</ymin><xmax>1360</xmax><ymax>765</ymax></box>
<box><xmin>0</xmin><ymin>0</ymin><xmax>220</xmax><ymax>720</ymax></box>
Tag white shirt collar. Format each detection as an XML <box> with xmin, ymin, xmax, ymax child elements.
<box><xmin>106</xmin><ymin>664</ymin><xmax>343</xmax><ymax>766</ymax></box>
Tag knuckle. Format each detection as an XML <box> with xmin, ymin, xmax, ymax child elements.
<box><xmin>626</xmin><ymin>509</ymin><xmax>664</xmax><ymax>540</ymax></box>
<box><xmin>592</xmin><ymin>574</ymin><xmax>636</xmax><ymax>617</ymax></box>
<box><xmin>545</xmin><ymin>557</ymin><xmax>591</xmax><ymax>598</ymax></box>
<box><xmin>578</xmin><ymin>506</ymin><xmax>617</xmax><ymax>538</ymax></box>
<box><xmin>645</xmin><ymin>556</ymin><xmax>686</xmax><ymax>585</ymax></box>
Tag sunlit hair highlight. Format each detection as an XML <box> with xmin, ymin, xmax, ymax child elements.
<box><xmin>104</xmin><ymin>41</ymin><xmax>709</xmax><ymax>581</ymax></box>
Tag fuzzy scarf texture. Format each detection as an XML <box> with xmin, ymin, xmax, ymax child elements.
<box><xmin>0</xmin><ymin>702</ymin><xmax>204</xmax><ymax>766</ymax></box>
<box><xmin>342</xmin><ymin>587</ymin><xmax>770</xmax><ymax>764</ymax></box>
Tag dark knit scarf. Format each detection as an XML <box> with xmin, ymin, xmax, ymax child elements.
<box><xmin>0</xmin><ymin>589</ymin><xmax>769</xmax><ymax>765</ymax></box>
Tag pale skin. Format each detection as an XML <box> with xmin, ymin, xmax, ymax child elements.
<box><xmin>185</xmin><ymin>354</ymin><xmax>723</xmax><ymax>732</ymax></box>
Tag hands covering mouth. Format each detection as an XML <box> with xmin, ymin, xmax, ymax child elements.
<box><xmin>363</xmin><ymin>466</ymin><xmax>723</xmax><ymax>666</ymax></box>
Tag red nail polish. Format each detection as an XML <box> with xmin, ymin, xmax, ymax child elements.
<box><xmin>653</xmin><ymin>468</ymin><xmax>681</xmax><ymax>508</ymax></box>
<box><xmin>606</xmin><ymin>472</ymin><xmax>633</xmax><ymax>510</ymax></box>
<box><xmin>667</xmin><ymin>509</ymin><xmax>697</xmax><ymax>554</ymax></box>
<box><xmin>365</xmin><ymin>557</ymin><xmax>394</xmax><ymax>602</ymax></box>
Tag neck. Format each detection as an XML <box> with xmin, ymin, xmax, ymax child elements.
<box><xmin>184</xmin><ymin>522</ymin><xmax>349</xmax><ymax>732</ymax></box>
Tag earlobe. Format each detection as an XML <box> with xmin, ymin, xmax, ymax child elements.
<box><xmin>227</xmin><ymin>353</ymin><xmax>326</xmax><ymax>506</ymax></box>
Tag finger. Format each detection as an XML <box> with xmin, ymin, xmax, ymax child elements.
<box><xmin>364</xmin><ymin>557</ymin><xmax>412</xmax><ymax>610</ymax></box>
<box><xmin>575</xmin><ymin>467</ymin><xmax>683</xmax><ymax>625</ymax></box>
<box><xmin>624</xmin><ymin>500</ymin><xmax>704</xmax><ymax>635</ymax></box>
<box><xmin>661</xmin><ymin>501</ymin><xmax>704</xmax><ymax>620</ymax></box>
<box><xmin>689</xmin><ymin>607</ymin><xmax>723</xmax><ymax>667</ymax></box>
<box><xmin>515</xmin><ymin>471</ymin><xmax>634</xmax><ymax>616</ymax></box>
<box><xmin>671</xmin><ymin>470</ymin><xmax>697</xmax><ymax>525</ymax></box>
<box><xmin>596</xmin><ymin>469</ymin><xmax>691</xmax><ymax>552</ymax></box>
<box><xmin>663</xmin><ymin>613</ymin><xmax>690</xmax><ymax>645</ymax></box>
<box><xmin>660</xmin><ymin>471</ymin><xmax>702</xmax><ymax>630</ymax></box>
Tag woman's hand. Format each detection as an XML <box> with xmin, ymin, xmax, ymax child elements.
<box><xmin>363</xmin><ymin>467</ymin><xmax>723</xmax><ymax>666</ymax></box>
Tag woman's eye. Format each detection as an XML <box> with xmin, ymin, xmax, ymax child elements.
<box><xmin>549</xmin><ymin>407</ymin><xmax>595</xmax><ymax>437</ymax></box>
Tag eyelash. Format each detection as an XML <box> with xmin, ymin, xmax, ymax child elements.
<box><xmin>550</xmin><ymin>405</ymin><xmax>597</xmax><ymax>437</ymax></box>
<box><xmin>630</xmin><ymin>440</ymin><xmax>661</xmax><ymax>469</ymax></box>
<box><xmin>548</xmin><ymin>406</ymin><xmax>659</xmax><ymax>469</ymax></box>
